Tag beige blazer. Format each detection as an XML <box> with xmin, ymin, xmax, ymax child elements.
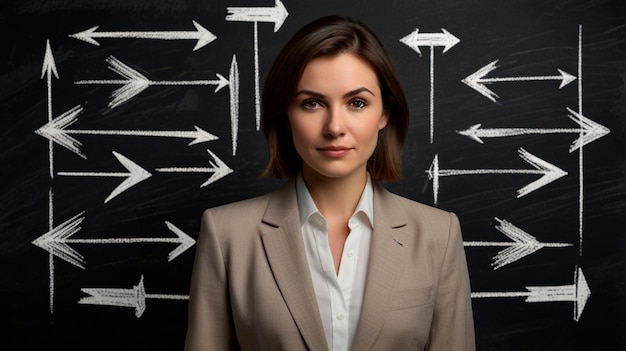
<box><xmin>185</xmin><ymin>179</ymin><xmax>475</xmax><ymax>350</ymax></box>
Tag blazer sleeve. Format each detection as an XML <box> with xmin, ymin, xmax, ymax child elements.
<box><xmin>427</xmin><ymin>213</ymin><xmax>476</xmax><ymax>351</ymax></box>
<box><xmin>185</xmin><ymin>209</ymin><xmax>239</xmax><ymax>351</ymax></box>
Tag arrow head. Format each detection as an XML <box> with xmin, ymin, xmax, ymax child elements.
<box><xmin>69</xmin><ymin>26</ymin><xmax>101</xmax><ymax>46</ymax></box>
<box><xmin>200</xmin><ymin>150</ymin><xmax>233</xmax><ymax>187</ymax></box>
<box><xmin>399</xmin><ymin>29</ymin><xmax>423</xmax><ymax>56</ymax></box>
<box><xmin>441</xmin><ymin>28</ymin><xmax>460</xmax><ymax>53</ymax></box>
<box><xmin>516</xmin><ymin>148</ymin><xmax>567</xmax><ymax>197</ymax></box>
<box><xmin>192</xmin><ymin>21</ymin><xmax>217</xmax><ymax>51</ymax></box>
<box><xmin>462</xmin><ymin>60</ymin><xmax>500</xmax><ymax>103</ymax></box>
<box><xmin>165</xmin><ymin>222</ymin><xmax>196</xmax><ymax>261</ymax></box>
<box><xmin>42</xmin><ymin>40</ymin><xmax>59</xmax><ymax>79</ymax></box>
<box><xmin>32</xmin><ymin>212</ymin><xmax>86</xmax><ymax>269</ymax></box>
<box><xmin>575</xmin><ymin>267</ymin><xmax>591</xmax><ymax>321</ymax></box>
<box><xmin>106</xmin><ymin>56</ymin><xmax>151</xmax><ymax>108</ymax></box>
<box><xmin>35</xmin><ymin>105</ymin><xmax>85</xmax><ymax>158</ymax></box>
<box><xmin>214</xmin><ymin>73</ymin><xmax>230</xmax><ymax>92</ymax></box>
<box><xmin>557</xmin><ymin>69</ymin><xmax>576</xmax><ymax>88</ymax></box>
<box><xmin>106</xmin><ymin>152</ymin><xmax>152</xmax><ymax>203</ymax></box>
<box><xmin>566</xmin><ymin>107</ymin><xmax>610</xmax><ymax>152</ymax></box>
<box><xmin>189</xmin><ymin>126</ymin><xmax>219</xmax><ymax>145</ymax></box>
<box><xmin>273</xmin><ymin>0</ymin><xmax>289</xmax><ymax>32</ymax></box>
<box><xmin>456</xmin><ymin>124</ymin><xmax>484</xmax><ymax>143</ymax></box>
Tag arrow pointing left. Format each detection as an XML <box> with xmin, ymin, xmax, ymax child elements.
<box><xmin>57</xmin><ymin>151</ymin><xmax>151</xmax><ymax>203</ymax></box>
<box><xmin>69</xmin><ymin>20</ymin><xmax>217</xmax><ymax>51</ymax></box>
<box><xmin>32</xmin><ymin>213</ymin><xmax>195</xmax><ymax>269</ymax></box>
<box><xmin>75</xmin><ymin>56</ymin><xmax>229</xmax><ymax>108</ymax></box>
<box><xmin>79</xmin><ymin>275</ymin><xmax>188</xmax><ymax>318</ymax></box>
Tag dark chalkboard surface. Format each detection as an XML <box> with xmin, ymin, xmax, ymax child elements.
<box><xmin>2</xmin><ymin>0</ymin><xmax>625</xmax><ymax>350</ymax></box>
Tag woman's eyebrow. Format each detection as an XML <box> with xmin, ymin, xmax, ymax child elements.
<box><xmin>294</xmin><ymin>87</ymin><xmax>376</xmax><ymax>99</ymax></box>
<box><xmin>343</xmin><ymin>87</ymin><xmax>375</xmax><ymax>98</ymax></box>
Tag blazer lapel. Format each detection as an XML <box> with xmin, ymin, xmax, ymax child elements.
<box><xmin>351</xmin><ymin>185</ymin><xmax>411</xmax><ymax>351</ymax></box>
<box><xmin>260</xmin><ymin>179</ymin><xmax>329</xmax><ymax>351</ymax></box>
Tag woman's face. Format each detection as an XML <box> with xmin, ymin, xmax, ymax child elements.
<box><xmin>287</xmin><ymin>53</ymin><xmax>388</xmax><ymax>183</ymax></box>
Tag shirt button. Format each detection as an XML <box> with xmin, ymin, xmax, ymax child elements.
<box><xmin>347</xmin><ymin>250</ymin><xmax>354</xmax><ymax>258</ymax></box>
<box><xmin>336</xmin><ymin>312</ymin><xmax>345</xmax><ymax>320</ymax></box>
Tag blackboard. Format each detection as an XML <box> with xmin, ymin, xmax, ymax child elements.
<box><xmin>2</xmin><ymin>0</ymin><xmax>625</xmax><ymax>350</ymax></box>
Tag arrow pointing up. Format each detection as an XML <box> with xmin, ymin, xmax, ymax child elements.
<box><xmin>427</xmin><ymin>148</ymin><xmax>567</xmax><ymax>204</ymax></box>
<box><xmin>457</xmin><ymin>107</ymin><xmax>610</xmax><ymax>152</ymax></box>
<box><xmin>69</xmin><ymin>21</ymin><xmax>217</xmax><ymax>51</ymax></box>
<box><xmin>463</xmin><ymin>60</ymin><xmax>576</xmax><ymax>103</ymax></box>
<box><xmin>472</xmin><ymin>267</ymin><xmax>591</xmax><ymax>321</ymax></box>
<box><xmin>57</xmin><ymin>151</ymin><xmax>151</xmax><ymax>203</ymax></box>
<box><xmin>32</xmin><ymin>213</ymin><xmax>195</xmax><ymax>269</ymax></box>
<box><xmin>226</xmin><ymin>0</ymin><xmax>289</xmax><ymax>32</ymax></box>
<box><xmin>75</xmin><ymin>56</ymin><xmax>229</xmax><ymax>108</ymax></box>
<box><xmin>400</xmin><ymin>28</ymin><xmax>460</xmax><ymax>56</ymax></box>
<box><xmin>35</xmin><ymin>105</ymin><xmax>218</xmax><ymax>159</ymax></box>
<box><xmin>464</xmin><ymin>218</ymin><xmax>571</xmax><ymax>269</ymax></box>
<box><xmin>79</xmin><ymin>275</ymin><xmax>188</xmax><ymax>318</ymax></box>
<box><xmin>155</xmin><ymin>149</ymin><xmax>233</xmax><ymax>187</ymax></box>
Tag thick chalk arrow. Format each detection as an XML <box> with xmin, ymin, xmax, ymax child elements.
<box><xmin>427</xmin><ymin>148</ymin><xmax>567</xmax><ymax>204</ymax></box>
<box><xmin>457</xmin><ymin>107</ymin><xmax>610</xmax><ymax>152</ymax></box>
<box><xmin>155</xmin><ymin>149</ymin><xmax>233</xmax><ymax>187</ymax></box>
<box><xmin>75</xmin><ymin>56</ymin><xmax>229</xmax><ymax>108</ymax></box>
<box><xmin>472</xmin><ymin>267</ymin><xmax>591</xmax><ymax>321</ymax></box>
<box><xmin>32</xmin><ymin>213</ymin><xmax>195</xmax><ymax>269</ymax></box>
<box><xmin>57</xmin><ymin>151</ymin><xmax>151</xmax><ymax>203</ymax></box>
<box><xmin>399</xmin><ymin>28</ymin><xmax>460</xmax><ymax>56</ymax></box>
<box><xmin>79</xmin><ymin>275</ymin><xmax>188</xmax><ymax>318</ymax></box>
<box><xmin>42</xmin><ymin>40</ymin><xmax>59</xmax><ymax>178</ymax></box>
<box><xmin>463</xmin><ymin>60</ymin><xmax>576</xmax><ymax>103</ymax></box>
<box><xmin>35</xmin><ymin>105</ymin><xmax>218</xmax><ymax>159</ymax></box>
<box><xmin>69</xmin><ymin>21</ymin><xmax>216</xmax><ymax>51</ymax></box>
<box><xmin>226</xmin><ymin>0</ymin><xmax>289</xmax><ymax>32</ymax></box>
<box><xmin>464</xmin><ymin>218</ymin><xmax>571</xmax><ymax>269</ymax></box>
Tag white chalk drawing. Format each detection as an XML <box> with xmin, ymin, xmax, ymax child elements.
<box><xmin>79</xmin><ymin>275</ymin><xmax>189</xmax><ymax>318</ymax></box>
<box><xmin>69</xmin><ymin>21</ymin><xmax>217</xmax><ymax>51</ymax></box>
<box><xmin>226</xmin><ymin>0</ymin><xmax>289</xmax><ymax>130</ymax></box>
<box><xmin>575</xmin><ymin>25</ymin><xmax>584</xmax><ymax>256</ymax></box>
<box><xmin>57</xmin><ymin>151</ymin><xmax>152</xmax><ymax>203</ymax></box>
<box><xmin>400</xmin><ymin>28</ymin><xmax>460</xmax><ymax>143</ymax></box>
<box><xmin>32</xmin><ymin>213</ymin><xmax>195</xmax><ymax>269</ymax></box>
<box><xmin>427</xmin><ymin>148</ymin><xmax>567</xmax><ymax>204</ymax></box>
<box><xmin>155</xmin><ymin>149</ymin><xmax>234</xmax><ymax>187</ymax></box>
<box><xmin>35</xmin><ymin>105</ymin><xmax>218</xmax><ymax>159</ymax></box>
<box><xmin>464</xmin><ymin>218</ymin><xmax>571</xmax><ymax>269</ymax></box>
<box><xmin>457</xmin><ymin>107</ymin><xmax>610</xmax><ymax>152</ymax></box>
<box><xmin>228</xmin><ymin>55</ymin><xmax>240</xmax><ymax>155</ymax></box>
<box><xmin>462</xmin><ymin>59</ymin><xmax>576</xmax><ymax>103</ymax></box>
<box><xmin>472</xmin><ymin>267</ymin><xmax>590</xmax><ymax>321</ymax></box>
<box><xmin>74</xmin><ymin>56</ymin><xmax>230</xmax><ymax>108</ymax></box>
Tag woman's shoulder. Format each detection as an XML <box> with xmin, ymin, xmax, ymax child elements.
<box><xmin>379</xmin><ymin>185</ymin><xmax>454</xmax><ymax>218</ymax></box>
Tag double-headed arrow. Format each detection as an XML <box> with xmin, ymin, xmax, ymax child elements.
<box><xmin>69</xmin><ymin>21</ymin><xmax>216</xmax><ymax>51</ymax></box>
<box><xmin>472</xmin><ymin>267</ymin><xmax>591</xmax><ymax>321</ymax></box>
<box><xmin>463</xmin><ymin>59</ymin><xmax>576</xmax><ymax>103</ymax></box>
<box><xmin>79</xmin><ymin>275</ymin><xmax>188</xmax><ymax>318</ymax></box>
<box><xmin>75</xmin><ymin>56</ymin><xmax>230</xmax><ymax>108</ymax></box>
<box><xmin>457</xmin><ymin>107</ymin><xmax>610</xmax><ymax>152</ymax></box>
<box><xmin>464</xmin><ymin>218</ymin><xmax>571</xmax><ymax>269</ymax></box>
<box><xmin>35</xmin><ymin>105</ymin><xmax>218</xmax><ymax>159</ymax></box>
<box><xmin>427</xmin><ymin>148</ymin><xmax>567</xmax><ymax>204</ymax></box>
<box><xmin>226</xmin><ymin>0</ymin><xmax>289</xmax><ymax>131</ymax></box>
<box><xmin>32</xmin><ymin>213</ymin><xmax>195</xmax><ymax>269</ymax></box>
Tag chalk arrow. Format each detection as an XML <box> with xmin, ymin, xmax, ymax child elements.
<box><xmin>35</xmin><ymin>105</ymin><xmax>218</xmax><ymax>159</ymax></box>
<box><xmin>464</xmin><ymin>218</ymin><xmax>571</xmax><ymax>269</ymax></box>
<box><xmin>155</xmin><ymin>149</ymin><xmax>233</xmax><ymax>187</ymax></box>
<box><xmin>427</xmin><ymin>148</ymin><xmax>567</xmax><ymax>204</ymax></box>
<box><xmin>457</xmin><ymin>107</ymin><xmax>610</xmax><ymax>152</ymax></box>
<box><xmin>32</xmin><ymin>213</ymin><xmax>195</xmax><ymax>269</ymax></box>
<box><xmin>400</xmin><ymin>28</ymin><xmax>460</xmax><ymax>56</ymax></box>
<box><xmin>57</xmin><ymin>151</ymin><xmax>151</xmax><ymax>203</ymax></box>
<box><xmin>75</xmin><ymin>56</ymin><xmax>229</xmax><ymax>108</ymax></box>
<box><xmin>42</xmin><ymin>40</ymin><xmax>59</xmax><ymax>83</ymax></box>
<box><xmin>69</xmin><ymin>21</ymin><xmax>216</xmax><ymax>51</ymax></box>
<box><xmin>226</xmin><ymin>0</ymin><xmax>289</xmax><ymax>32</ymax></box>
<box><xmin>79</xmin><ymin>275</ymin><xmax>188</xmax><ymax>318</ymax></box>
<box><xmin>472</xmin><ymin>267</ymin><xmax>591</xmax><ymax>321</ymax></box>
<box><xmin>463</xmin><ymin>60</ymin><xmax>576</xmax><ymax>103</ymax></box>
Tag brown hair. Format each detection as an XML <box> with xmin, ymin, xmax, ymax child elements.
<box><xmin>262</xmin><ymin>15</ymin><xmax>409</xmax><ymax>183</ymax></box>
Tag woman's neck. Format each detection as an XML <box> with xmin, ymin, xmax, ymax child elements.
<box><xmin>301</xmin><ymin>168</ymin><xmax>367</xmax><ymax>220</ymax></box>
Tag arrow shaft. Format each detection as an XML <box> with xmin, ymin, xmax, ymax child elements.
<box><xmin>68</xmin><ymin>129</ymin><xmax>198</xmax><ymax>139</ymax></box>
<box><xmin>437</xmin><ymin>169</ymin><xmax>546</xmax><ymax>177</ymax></box>
<box><xmin>66</xmin><ymin>238</ymin><xmax>180</xmax><ymax>244</ymax></box>
<box><xmin>145</xmin><ymin>293</ymin><xmax>189</xmax><ymax>300</ymax></box>
<box><xmin>227</xmin><ymin>7</ymin><xmax>277</xmax><ymax>22</ymax></box>
<box><xmin>472</xmin><ymin>292</ymin><xmax>531</xmax><ymax>298</ymax></box>
<box><xmin>410</xmin><ymin>33</ymin><xmax>450</xmax><ymax>46</ymax></box>
<box><xmin>57</xmin><ymin>171</ymin><xmax>129</xmax><ymax>177</ymax></box>
<box><xmin>155</xmin><ymin>167</ymin><xmax>219</xmax><ymax>173</ymax></box>
<box><xmin>474</xmin><ymin>128</ymin><xmax>581</xmax><ymax>138</ymax></box>
<box><xmin>464</xmin><ymin>241</ymin><xmax>514</xmax><ymax>247</ymax></box>
<box><xmin>91</xmin><ymin>31</ymin><xmax>200</xmax><ymax>40</ymax></box>
<box><xmin>481</xmin><ymin>75</ymin><xmax>563</xmax><ymax>83</ymax></box>
<box><xmin>75</xmin><ymin>79</ymin><xmax>221</xmax><ymax>86</ymax></box>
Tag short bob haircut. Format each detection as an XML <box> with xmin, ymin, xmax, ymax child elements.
<box><xmin>262</xmin><ymin>15</ymin><xmax>410</xmax><ymax>183</ymax></box>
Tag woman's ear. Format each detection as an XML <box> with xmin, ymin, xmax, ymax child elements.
<box><xmin>378</xmin><ymin>110</ymin><xmax>389</xmax><ymax>130</ymax></box>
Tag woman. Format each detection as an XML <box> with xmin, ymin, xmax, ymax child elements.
<box><xmin>185</xmin><ymin>16</ymin><xmax>475</xmax><ymax>351</ymax></box>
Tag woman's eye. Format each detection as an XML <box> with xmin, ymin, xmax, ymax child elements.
<box><xmin>350</xmin><ymin>99</ymin><xmax>367</xmax><ymax>109</ymax></box>
<box><xmin>302</xmin><ymin>100</ymin><xmax>322</xmax><ymax>110</ymax></box>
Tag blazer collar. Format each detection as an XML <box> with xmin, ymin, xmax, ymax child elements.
<box><xmin>260</xmin><ymin>179</ymin><xmax>329</xmax><ymax>351</ymax></box>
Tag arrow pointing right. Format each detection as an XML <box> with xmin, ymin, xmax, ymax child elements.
<box><xmin>155</xmin><ymin>149</ymin><xmax>233</xmax><ymax>187</ymax></box>
<box><xmin>226</xmin><ymin>0</ymin><xmax>289</xmax><ymax>32</ymax></box>
<box><xmin>57</xmin><ymin>151</ymin><xmax>151</xmax><ymax>203</ymax></box>
<box><xmin>427</xmin><ymin>148</ymin><xmax>567</xmax><ymax>204</ymax></box>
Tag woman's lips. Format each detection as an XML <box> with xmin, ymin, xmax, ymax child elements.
<box><xmin>318</xmin><ymin>146</ymin><xmax>352</xmax><ymax>158</ymax></box>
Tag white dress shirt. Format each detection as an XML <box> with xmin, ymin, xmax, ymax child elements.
<box><xmin>296</xmin><ymin>173</ymin><xmax>373</xmax><ymax>351</ymax></box>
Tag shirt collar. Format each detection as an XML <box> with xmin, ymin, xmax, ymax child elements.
<box><xmin>295</xmin><ymin>172</ymin><xmax>374</xmax><ymax>227</ymax></box>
